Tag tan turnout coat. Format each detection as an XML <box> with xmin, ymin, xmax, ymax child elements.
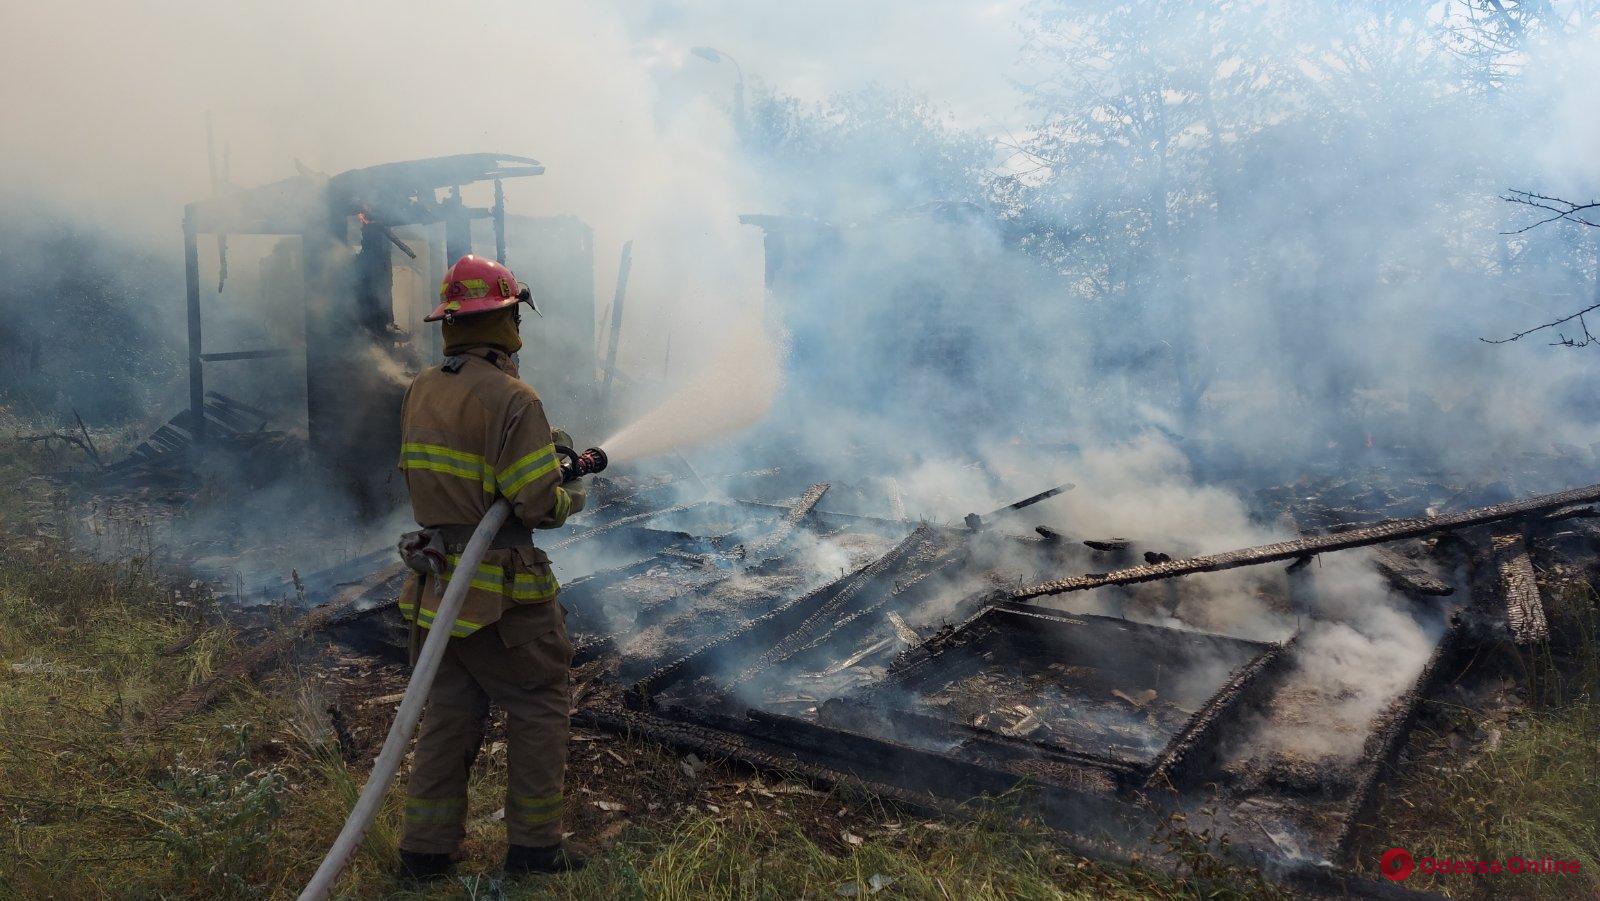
<box><xmin>396</xmin><ymin>347</ymin><xmax>582</xmax><ymax>639</ymax></box>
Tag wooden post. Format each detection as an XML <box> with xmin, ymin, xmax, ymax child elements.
<box><xmin>183</xmin><ymin>205</ymin><xmax>206</xmax><ymax>447</ymax></box>
<box><xmin>493</xmin><ymin>178</ymin><xmax>507</xmax><ymax>265</ymax></box>
<box><xmin>600</xmin><ymin>240</ymin><xmax>633</xmax><ymax>408</ymax></box>
<box><xmin>444</xmin><ymin>186</ymin><xmax>471</xmax><ymax>263</ymax></box>
<box><xmin>427</xmin><ymin>223</ymin><xmax>445</xmax><ymax>361</ymax></box>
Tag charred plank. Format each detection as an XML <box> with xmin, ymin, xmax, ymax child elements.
<box><xmin>746</xmin><ymin>482</ymin><xmax>830</xmax><ymax>558</ymax></box>
<box><xmin>1144</xmin><ymin>636</ymin><xmax>1295</xmax><ymax>792</ymax></box>
<box><xmin>1493</xmin><ymin>535</ymin><xmax>1548</xmax><ymax>644</ymax></box>
<box><xmin>1370</xmin><ymin>548</ymin><xmax>1454</xmax><ymax>597</ymax></box>
<box><xmin>1332</xmin><ymin>614</ymin><xmax>1470</xmax><ymax>864</ymax></box>
<box><xmin>1015</xmin><ymin>481</ymin><xmax>1600</xmax><ymax>601</ymax></box>
<box><xmin>133</xmin><ymin>561</ymin><xmax>405</xmax><ymax>737</ymax></box>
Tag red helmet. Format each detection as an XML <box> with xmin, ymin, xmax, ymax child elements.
<box><xmin>426</xmin><ymin>255</ymin><xmax>530</xmax><ymax>322</ymax></box>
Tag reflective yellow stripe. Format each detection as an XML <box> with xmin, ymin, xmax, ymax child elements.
<box><xmin>405</xmin><ymin>795</ymin><xmax>468</xmax><ymax>824</ymax></box>
<box><xmin>399</xmin><ymin>456</ymin><xmax>484</xmax><ymax>482</ymax></box>
<box><xmin>510</xmin><ymin>569</ymin><xmax>560</xmax><ymax>601</ymax></box>
<box><xmin>444</xmin><ymin>554</ymin><xmax>505</xmax><ymax>577</ymax></box>
<box><xmin>498</xmin><ymin>443</ymin><xmax>559</xmax><ymax>496</ymax></box>
<box><xmin>507</xmin><ymin>792</ymin><xmax>563</xmax><ymax>827</ymax></box>
<box><xmin>552</xmin><ymin>486</ymin><xmax>572</xmax><ymax>524</ymax></box>
<box><xmin>406</xmin><ymin>605</ymin><xmax>488</xmax><ymax>638</ymax></box>
<box><xmin>400</xmin><ymin>442</ymin><xmax>496</xmax><ymax>493</ymax></box>
<box><xmin>442</xmin><ymin>553</ymin><xmax>506</xmax><ymax>594</ymax></box>
<box><xmin>401</xmin><ymin>442</ymin><xmax>484</xmax><ymax>465</ymax></box>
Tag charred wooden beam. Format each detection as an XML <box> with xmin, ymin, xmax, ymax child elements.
<box><xmin>627</xmin><ymin>560</ymin><xmax>876</xmax><ymax>706</ymax></box>
<box><xmin>965</xmin><ymin>482</ymin><xmax>1075</xmax><ymax>530</ymax></box>
<box><xmin>133</xmin><ymin>562</ymin><xmax>404</xmax><ymax>737</ymax></box>
<box><xmin>1370</xmin><ymin>548</ymin><xmax>1454</xmax><ymax>597</ymax></box>
<box><xmin>202</xmin><ymin>401</ymin><xmax>259</xmax><ymax>434</ymax></box>
<box><xmin>819</xmin><ymin>695</ymin><xmax>1145</xmax><ymax>783</ymax></box>
<box><xmin>1014</xmin><ymin>481</ymin><xmax>1600</xmax><ymax>601</ymax></box>
<box><xmin>552</xmin><ymin>501</ymin><xmax>707</xmax><ymax>549</ymax></box>
<box><xmin>746</xmin><ymin>482</ymin><xmax>830</xmax><ymax>558</ymax></box>
<box><xmin>576</xmin><ymin>701</ymin><xmax>1144</xmax><ymax>864</ymax></box>
<box><xmin>732</xmin><ymin>541</ymin><xmax>970</xmax><ymax>686</ymax></box>
<box><xmin>1143</xmin><ymin>636</ymin><xmax>1296</xmax><ymax>792</ymax></box>
<box><xmin>577</xmin><ymin>698</ymin><xmax>1431</xmax><ymax>899</ymax></box>
<box><xmin>627</xmin><ymin>526</ymin><xmax>940</xmax><ymax>705</ymax></box>
<box><xmin>731</xmin><ymin>526</ymin><xmax>944</xmax><ymax>686</ymax></box>
<box><xmin>1492</xmin><ymin>534</ymin><xmax>1548</xmax><ymax>644</ymax></box>
<box><xmin>205</xmin><ymin>391</ymin><xmax>272</xmax><ymax>420</ymax></box>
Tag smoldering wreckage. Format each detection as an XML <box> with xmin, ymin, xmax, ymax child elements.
<box><xmin>68</xmin><ymin>151</ymin><xmax>1597</xmax><ymax>897</ymax></box>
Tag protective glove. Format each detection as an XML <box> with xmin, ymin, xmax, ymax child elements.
<box><xmin>562</xmin><ymin>478</ymin><xmax>588</xmax><ymax>515</ymax></box>
<box><xmin>397</xmin><ymin>528</ymin><xmax>448</xmax><ymax>575</ymax></box>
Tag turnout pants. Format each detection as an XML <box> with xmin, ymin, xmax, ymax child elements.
<box><xmin>400</xmin><ymin>602</ymin><xmax>572</xmax><ymax>853</ymax></box>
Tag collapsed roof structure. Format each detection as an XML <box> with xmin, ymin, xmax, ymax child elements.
<box><xmin>287</xmin><ymin>461</ymin><xmax>1597</xmax><ymax>897</ymax></box>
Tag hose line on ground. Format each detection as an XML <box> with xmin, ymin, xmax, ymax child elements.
<box><xmin>298</xmin><ymin>498</ymin><xmax>513</xmax><ymax>900</ymax></box>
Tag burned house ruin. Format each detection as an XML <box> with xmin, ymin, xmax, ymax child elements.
<box><xmin>111</xmin><ymin>153</ymin><xmax>599</xmax><ymax>509</ymax></box>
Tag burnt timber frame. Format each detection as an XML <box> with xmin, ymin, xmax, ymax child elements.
<box><xmin>1014</xmin><ymin>480</ymin><xmax>1600</xmax><ymax>600</ymax></box>
<box><xmin>179</xmin><ymin>154</ymin><xmax>542</xmax><ymax>482</ymax></box>
<box><xmin>848</xmin><ymin>600</ymin><xmax>1280</xmax><ymax>780</ymax></box>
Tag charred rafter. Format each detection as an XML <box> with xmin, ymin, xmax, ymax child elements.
<box><xmin>1143</xmin><ymin>634</ymin><xmax>1296</xmax><ymax>792</ymax></box>
<box><xmin>1013</xmin><ymin>481</ymin><xmax>1600</xmax><ymax>600</ymax></box>
<box><xmin>746</xmin><ymin>482</ymin><xmax>830</xmax><ymax>559</ymax></box>
<box><xmin>1492</xmin><ymin>533</ymin><xmax>1549</xmax><ymax>644</ymax></box>
<box><xmin>1370</xmin><ymin>548</ymin><xmax>1455</xmax><ymax>598</ymax></box>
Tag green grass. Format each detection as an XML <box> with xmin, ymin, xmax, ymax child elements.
<box><xmin>0</xmin><ymin>534</ymin><xmax>377</xmax><ymax>897</ymax></box>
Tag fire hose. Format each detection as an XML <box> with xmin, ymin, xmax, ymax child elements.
<box><xmin>297</xmin><ymin>498</ymin><xmax>512</xmax><ymax>901</ymax></box>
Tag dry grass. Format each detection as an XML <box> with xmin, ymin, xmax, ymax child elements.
<box><xmin>1364</xmin><ymin>580</ymin><xmax>1600</xmax><ymax>899</ymax></box>
<box><xmin>0</xmin><ymin>543</ymin><xmax>1255</xmax><ymax>899</ymax></box>
<box><xmin>0</xmin><ymin>438</ymin><xmax>1269</xmax><ymax>900</ymax></box>
<box><xmin>19</xmin><ymin>424</ymin><xmax>1595</xmax><ymax>898</ymax></box>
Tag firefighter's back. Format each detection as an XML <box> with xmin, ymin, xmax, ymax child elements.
<box><xmin>400</xmin><ymin>350</ymin><xmax>540</xmax><ymax>528</ymax></box>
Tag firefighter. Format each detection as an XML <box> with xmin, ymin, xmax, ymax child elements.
<box><xmin>394</xmin><ymin>255</ymin><xmax>586</xmax><ymax>880</ymax></box>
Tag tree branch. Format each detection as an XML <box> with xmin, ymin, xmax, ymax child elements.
<box><xmin>1502</xmin><ymin>189</ymin><xmax>1600</xmax><ymax>233</ymax></box>
<box><xmin>1482</xmin><ymin>302</ymin><xmax>1600</xmax><ymax>344</ymax></box>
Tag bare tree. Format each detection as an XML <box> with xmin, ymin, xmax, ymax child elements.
<box><xmin>1486</xmin><ymin>189</ymin><xmax>1600</xmax><ymax>345</ymax></box>
<box><xmin>1444</xmin><ymin>1</ymin><xmax>1597</xmax><ymax>90</ymax></box>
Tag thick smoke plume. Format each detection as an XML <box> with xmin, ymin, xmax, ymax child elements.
<box><xmin>4</xmin><ymin>1</ymin><xmax>1597</xmax><ymax>771</ymax></box>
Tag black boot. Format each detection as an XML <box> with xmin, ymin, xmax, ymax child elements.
<box><xmin>398</xmin><ymin>850</ymin><xmax>454</xmax><ymax>881</ymax></box>
<box><xmin>505</xmin><ymin>843</ymin><xmax>586</xmax><ymax>875</ymax></box>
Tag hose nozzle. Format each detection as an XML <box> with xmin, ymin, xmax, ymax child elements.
<box><xmin>557</xmin><ymin>446</ymin><xmax>608</xmax><ymax>482</ymax></box>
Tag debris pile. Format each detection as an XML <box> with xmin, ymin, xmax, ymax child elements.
<box><xmin>264</xmin><ymin>461</ymin><xmax>1600</xmax><ymax>891</ymax></box>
